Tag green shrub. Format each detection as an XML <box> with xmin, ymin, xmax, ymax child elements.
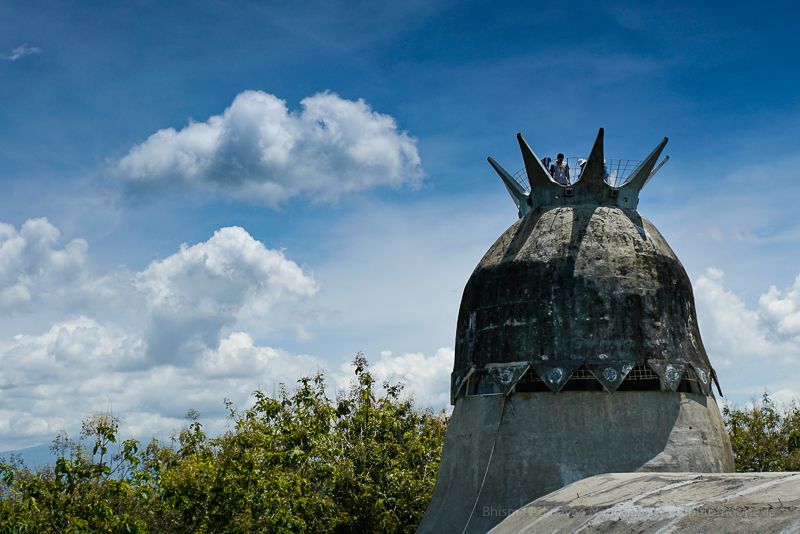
<box><xmin>722</xmin><ymin>392</ymin><xmax>800</xmax><ymax>472</ymax></box>
<box><xmin>0</xmin><ymin>354</ymin><xmax>448</xmax><ymax>533</ymax></box>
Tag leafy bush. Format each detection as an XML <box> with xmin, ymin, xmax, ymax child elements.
<box><xmin>722</xmin><ymin>392</ymin><xmax>800</xmax><ymax>472</ymax></box>
<box><xmin>0</xmin><ymin>354</ymin><xmax>448</xmax><ymax>533</ymax></box>
<box><xmin>6</xmin><ymin>357</ymin><xmax>800</xmax><ymax>532</ymax></box>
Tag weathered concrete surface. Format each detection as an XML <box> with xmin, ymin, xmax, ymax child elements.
<box><xmin>423</xmin><ymin>138</ymin><xmax>737</xmax><ymax>534</ymax></box>
<box><xmin>453</xmin><ymin>205</ymin><xmax>717</xmax><ymax>398</ymax></box>
<box><xmin>490</xmin><ymin>472</ymin><xmax>800</xmax><ymax>533</ymax></box>
<box><xmin>417</xmin><ymin>391</ymin><xmax>734</xmax><ymax>534</ymax></box>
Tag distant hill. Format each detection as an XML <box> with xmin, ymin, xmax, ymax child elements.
<box><xmin>0</xmin><ymin>443</ymin><xmax>55</xmax><ymax>470</ymax></box>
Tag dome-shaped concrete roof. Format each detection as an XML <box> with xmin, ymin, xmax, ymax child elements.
<box><xmin>453</xmin><ymin>205</ymin><xmax>717</xmax><ymax>400</ymax></box>
<box><xmin>451</xmin><ymin>130</ymin><xmax>720</xmax><ymax>402</ymax></box>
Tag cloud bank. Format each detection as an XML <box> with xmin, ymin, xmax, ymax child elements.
<box><xmin>694</xmin><ymin>267</ymin><xmax>800</xmax><ymax>404</ymax></box>
<box><xmin>0</xmin><ymin>319</ymin><xmax>324</xmax><ymax>450</ymax></box>
<box><xmin>0</xmin><ymin>220</ymin><xmax>322</xmax><ymax>450</ymax></box>
<box><xmin>8</xmin><ymin>210</ymin><xmax>799</xmax><ymax>451</ymax></box>
<box><xmin>695</xmin><ymin>268</ymin><xmax>800</xmax><ymax>365</ymax></box>
<box><xmin>0</xmin><ymin>217</ymin><xmax>456</xmax><ymax>451</ymax></box>
<box><xmin>113</xmin><ymin>91</ymin><xmax>423</xmax><ymax>205</ymax></box>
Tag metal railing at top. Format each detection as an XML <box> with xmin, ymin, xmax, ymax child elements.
<box><xmin>512</xmin><ymin>157</ymin><xmax>643</xmax><ymax>192</ymax></box>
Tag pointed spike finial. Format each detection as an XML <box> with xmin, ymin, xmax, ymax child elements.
<box><xmin>579</xmin><ymin>128</ymin><xmax>605</xmax><ymax>186</ymax></box>
<box><xmin>621</xmin><ymin>137</ymin><xmax>669</xmax><ymax>192</ymax></box>
<box><xmin>489</xmin><ymin>128</ymin><xmax>668</xmax><ymax>212</ymax></box>
<box><xmin>516</xmin><ymin>132</ymin><xmax>555</xmax><ymax>190</ymax></box>
<box><xmin>488</xmin><ymin>156</ymin><xmax>531</xmax><ymax>218</ymax></box>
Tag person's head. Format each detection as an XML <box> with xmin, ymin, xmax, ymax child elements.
<box><xmin>556</xmin><ymin>153</ymin><xmax>564</xmax><ymax>162</ymax></box>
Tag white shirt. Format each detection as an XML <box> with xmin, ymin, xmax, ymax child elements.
<box><xmin>551</xmin><ymin>161</ymin><xmax>570</xmax><ymax>185</ymax></box>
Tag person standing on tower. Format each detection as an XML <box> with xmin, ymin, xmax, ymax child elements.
<box><xmin>541</xmin><ymin>156</ymin><xmax>552</xmax><ymax>176</ymax></box>
<box><xmin>550</xmin><ymin>153</ymin><xmax>570</xmax><ymax>185</ymax></box>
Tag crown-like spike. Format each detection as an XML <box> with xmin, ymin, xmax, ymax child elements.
<box><xmin>619</xmin><ymin>137</ymin><xmax>668</xmax><ymax>192</ymax></box>
<box><xmin>579</xmin><ymin>127</ymin><xmax>605</xmax><ymax>186</ymax></box>
<box><xmin>489</xmin><ymin>129</ymin><xmax>668</xmax><ymax>215</ymax></box>
<box><xmin>517</xmin><ymin>133</ymin><xmax>555</xmax><ymax>190</ymax></box>
<box><xmin>488</xmin><ymin>156</ymin><xmax>531</xmax><ymax>218</ymax></box>
<box><xmin>571</xmin><ymin>128</ymin><xmax>607</xmax><ymax>201</ymax></box>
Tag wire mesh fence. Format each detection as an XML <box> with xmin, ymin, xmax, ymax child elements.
<box><xmin>512</xmin><ymin>157</ymin><xmax>643</xmax><ymax>192</ymax></box>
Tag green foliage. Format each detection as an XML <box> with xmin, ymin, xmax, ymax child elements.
<box><xmin>0</xmin><ymin>354</ymin><xmax>448</xmax><ymax>533</ymax></box>
<box><xmin>6</xmin><ymin>357</ymin><xmax>800</xmax><ymax>532</ymax></box>
<box><xmin>722</xmin><ymin>392</ymin><xmax>800</xmax><ymax>472</ymax></box>
<box><xmin>0</xmin><ymin>414</ymin><xmax>151</xmax><ymax>532</ymax></box>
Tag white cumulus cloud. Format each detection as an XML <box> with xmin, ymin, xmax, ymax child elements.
<box><xmin>201</xmin><ymin>331</ymin><xmax>322</xmax><ymax>383</ymax></box>
<box><xmin>769</xmin><ymin>388</ymin><xmax>800</xmax><ymax>409</ymax></box>
<box><xmin>0</xmin><ymin>317</ymin><xmax>144</xmax><ymax>448</ymax></box>
<box><xmin>694</xmin><ymin>267</ymin><xmax>800</xmax><ymax>401</ymax></box>
<box><xmin>136</xmin><ymin>226</ymin><xmax>317</xmax><ymax>364</ymax></box>
<box><xmin>0</xmin><ymin>218</ymin><xmax>93</xmax><ymax>313</ymax></box>
<box><xmin>758</xmin><ymin>274</ymin><xmax>800</xmax><ymax>339</ymax></box>
<box><xmin>113</xmin><ymin>90</ymin><xmax>423</xmax><ymax>205</ymax></box>
<box><xmin>339</xmin><ymin>347</ymin><xmax>453</xmax><ymax>409</ymax></box>
<box><xmin>695</xmin><ymin>267</ymin><xmax>800</xmax><ymax>366</ymax></box>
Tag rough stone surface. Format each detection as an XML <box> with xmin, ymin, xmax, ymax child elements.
<box><xmin>489</xmin><ymin>472</ymin><xmax>800</xmax><ymax>533</ymax></box>
<box><xmin>453</xmin><ymin>205</ymin><xmax>717</xmax><ymax>399</ymax></box>
<box><xmin>416</xmin><ymin>391</ymin><xmax>734</xmax><ymax>534</ymax></box>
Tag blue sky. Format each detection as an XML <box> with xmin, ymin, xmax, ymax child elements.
<box><xmin>1</xmin><ymin>0</ymin><xmax>799</xmax><ymax>451</ymax></box>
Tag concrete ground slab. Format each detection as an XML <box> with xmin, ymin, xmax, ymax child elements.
<box><xmin>490</xmin><ymin>472</ymin><xmax>800</xmax><ymax>533</ymax></box>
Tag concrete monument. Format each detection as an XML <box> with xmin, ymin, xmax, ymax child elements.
<box><xmin>417</xmin><ymin>129</ymin><xmax>734</xmax><ymax>534</ymax></box>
